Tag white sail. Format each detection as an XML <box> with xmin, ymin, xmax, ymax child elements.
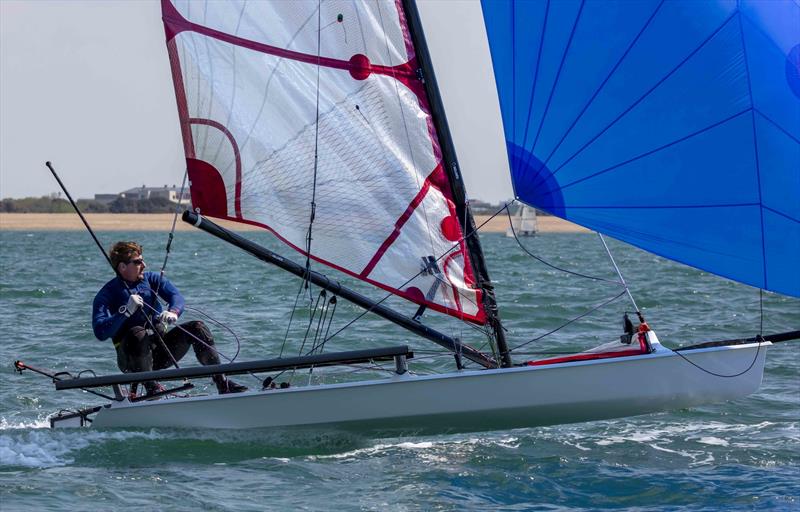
<box><xmin>162</xmin><ymin>0</ymin><xmax>486</xmax><ymax>323</ymax></box>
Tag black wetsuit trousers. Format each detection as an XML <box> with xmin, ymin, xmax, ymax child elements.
<box><xmin>113</xmin><ymin>320</ymin><xmax>220</xmax><ymax>374</ymax></box>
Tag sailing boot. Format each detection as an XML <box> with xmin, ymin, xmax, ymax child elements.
<box><xmin>212</xmin><ymin>375</ymin><xmax>248</xmax><ymax>394</ymax></box>
<box><xmin>144</xmin><ymin>381</ymin><xmax>166</xmax><ymax>397</ymax></box>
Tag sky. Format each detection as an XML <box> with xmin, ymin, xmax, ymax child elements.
<box><xmin>0</xmin><ymin>0</ymin><xmax>513</xmax><ymax>203</ymax></box>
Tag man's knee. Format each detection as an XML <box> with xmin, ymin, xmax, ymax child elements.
<box><xmin>120</xmin><ymin>327</ymin><xmax>152</xmax><ymax>356</ymax></box>
<box><xmin>182</xmin><ymin>320</ymin><xmax>214</xmax><ymax>343</ymax></box>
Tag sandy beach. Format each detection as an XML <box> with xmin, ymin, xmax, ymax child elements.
<box><xmin>0</xmin><ymin>213</ymin><xmax>588</xmax><ymax>233</ymax></box>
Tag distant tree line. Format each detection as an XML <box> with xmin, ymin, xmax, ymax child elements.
<box><xmin>1</xmin><ymin>196</ymin><xmax>181</xmax><ymax>214</ymax></box>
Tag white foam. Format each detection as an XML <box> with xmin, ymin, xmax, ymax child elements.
<box><xmin>697</xmin><ymin>436</ymin><xmax>729</xmax><ymax>447</ymax></box>
<box><xmin>0</xmin><ymin>429</ymin><xmax>169</xmax><ymax>468</ymax></box>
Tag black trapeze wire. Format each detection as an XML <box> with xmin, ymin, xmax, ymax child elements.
<box><xmin>156</xmin><ymin>169</ymin><xmax>189</xmax><ymax>296</ymax></box>
<box><xmin>670</xmin><ymin>288</ymin><xmax>765</xmax><ymax>379</ymax></box>
<box><xmin>281</xmin><ymin>3</ymin><xmax>322</xmax><ymax>358</ymax></box>
<box><xmin>504</xmin><ymin>202</ymin><xmax>622</xmax><ymax>285</ymax></box>
<box><xmin>674</xmin><ymin>337</ymin><xmax>764</xmax><ymax>378</ymax></box>
<box><xmin>303</xmin><ymin>1</ymin><xmax>323</xmax><ymax>291</ymax></box>
<box><xmin>509</xmin><ymin>289</ymin><xmax>628</xmax><ymax>353</ymax></box>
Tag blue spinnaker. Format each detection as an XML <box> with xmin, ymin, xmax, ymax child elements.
<box><xmin>481</xmin><ymin>0</ymin><xmax>799</xmax><ymax>297</ymax></box>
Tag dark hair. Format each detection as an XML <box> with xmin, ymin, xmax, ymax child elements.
<box><xmin>109</xmin><ymin>241</ymin><xmax>142</xmax><ymax>269</ymax></box>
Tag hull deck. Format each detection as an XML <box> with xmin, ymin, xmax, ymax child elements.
<box><xmin>87</xmin><ymin>338</ymin><xmax>769</xmax><ymax>435</ymax></box>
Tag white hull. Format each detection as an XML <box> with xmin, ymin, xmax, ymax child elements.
<box><xmin>90</xmin><ymin>338</ymin><xmax>768</xmax><ymax>435</ymax></box>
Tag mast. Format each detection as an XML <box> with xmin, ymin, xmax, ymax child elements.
<box><xmin>183</xmin><ymin>211</ymin><xmax>497</xmax><ymax>369</ymax></box>
<box><xmin>402</xmin><ymin>0</ymin><xmax>512</xmax><ymax>367</ymax></box>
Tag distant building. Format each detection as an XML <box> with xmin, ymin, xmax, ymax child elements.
<box><xmin>95</xmin><ymin>185</ymin><xmax>190</xmax><ymax>204</ymax></box>
<box><xmin>93</xmin><ymin>194</ymin><xmax>119</xmax><ymax>204</ymax></box>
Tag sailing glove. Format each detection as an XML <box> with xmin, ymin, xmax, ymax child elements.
<box><xmin>157</xmin><ymin>310</ymin><xmax>179</xmax><ymax>325</ymax></box>
<box><xmin>122</xmin><ymin>294</ymin><xmax>144</xmax><ymax>317</ymax></box>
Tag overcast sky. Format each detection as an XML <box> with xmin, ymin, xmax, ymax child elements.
<box><xmin>0</xmin><ymin>0</ymin><xmax>513</xmax><ymax>203</ymax></box>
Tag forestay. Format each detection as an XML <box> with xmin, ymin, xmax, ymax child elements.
<box><xmin>482</xmin><ymin>0</ymin><xmax>800</xmax><ymax>297</ymax></box>
<box><xmin>161</xmin><ymin>0</ymin><xmax>487</xmax><ymax>323</ymax></box>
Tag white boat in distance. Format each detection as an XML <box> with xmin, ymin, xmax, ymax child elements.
<box><xmin>22</xmin><ymin>0</ymin><xmax>798</xmax><ymax>433</ymax></box>
<box><xmin>506</xmin><ymin>206</ymin><xmax>539</xmax><ymax>237</ymax></box>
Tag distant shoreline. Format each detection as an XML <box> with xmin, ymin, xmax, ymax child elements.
<box><xmin>0</xmin><ymin>213</ymin><xmax>589</xmax><ymax>233</ymax></box>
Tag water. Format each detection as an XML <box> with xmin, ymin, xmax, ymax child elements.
<box><xmin>1</xmin><ymin>230</ymin><xmax>798</xmax><ymax>510</ymax></box>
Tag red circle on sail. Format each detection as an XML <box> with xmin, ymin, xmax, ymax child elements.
<box><xmin>404</xmin><ymin>286</ymin><xmax>425</xmax><ymax>304</ymax></box>
<box><xmin>349</xmin><ymin>54</ymin><xmax>371</xmax><ymax>80</ymax></box>
<box><xmin>441</xmin><ymin>215</ymin><xmax>461</xmax><ymax>241</ymax></box>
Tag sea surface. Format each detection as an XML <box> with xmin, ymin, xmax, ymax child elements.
<box><xmin>1</xmin><ymin>229</ymin><xmax>798</xmax><ymax>511</ymax></box>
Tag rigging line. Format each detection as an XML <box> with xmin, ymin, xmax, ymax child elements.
<box><xmin>510</xmin><ymin>289</ymin><xmax>627</xmax><ymax>352</ymax></box>
<box><xmin>156</xmin><ymin>169</ymin><xmax>189</xmax><ymax>296</ymax></box>
<box><xmin>140</xmin><ymin>301</ymin><xmax>233</xmax><ymax>363</ymax></box>
<box><xmin>298</xmin><ymin>290</ymin><xmax>326</xmax><ymax>356</ymax></box>
<box><xmin>290</xmin><ymin>290</ymin><xmax>325</xmax><ymax>383</ymax></box>
<box><xmin>306</xmin><ymin>295</ymin><xmax>335</xmax><ymax>381</ymax></box>
<box><xmin>597</xmin><ymin>232</ymin><xmax>639</xmax><ymax>312</ymax></box>
<box><xmin>303</xmin><ymin>0</ymin><xmax>323</xmax><ymax>291</ymax></box>
<box><xmin>310</xmin><ymin>294</ymin><xmax>335</xmax><ymax>355</ymax></box>
<box><xmin>531</xmin><ymin>10</ymin><xmax>740</xmax><ymax>190</ymax></box>
<box><xmin>184</xmin><ymin>305</ymin><xmax>241</xmax><ymax>362</ymax></box>
<box><xmin>674</xmin><ymin>338</ymin><xmax>763</xmax><ymax>378</ymax></box>
<box><xmin>505</xmin><ymin>207</ymin><xmax>621</xmax><ymax>284</ymax></box>
<box><xmin>279</xmin><ymin>274</ymin><xmax>309</xmax><ymax>358</ymax></box>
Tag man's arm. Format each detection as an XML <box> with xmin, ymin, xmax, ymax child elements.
<box><xmin>154</xmin><ymin>274</ymin><xmax>185</xmax><ymax>316</ymax></box>
<box><xmin>92</xmin><ymin>291</ymin><xmax>127</xmax><ymax>340</ymax></box>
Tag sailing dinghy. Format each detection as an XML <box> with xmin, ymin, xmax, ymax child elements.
<box><xmin>506</xmin><ymin>205</ymin><xmax>539</xmax><ymax>237</ymax></box>
<box><xmin>18</xmin><ymin>0</ymin><xmax>798</xmax><ymax>433</ymax></box>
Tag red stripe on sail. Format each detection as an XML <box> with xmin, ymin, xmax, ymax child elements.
<box><xmin>200</xmin><ymin>213</ymin><xmax>486</xmax><ymax>324</ymax></box>
<box><xmin>359</xmin><ymin>170</ymin><xmax>435</xmax><ymax>278</ymax></box>
<box><xmin>161</xmin><ymin>0</ymin><xmax>415</xmax><ymax>82</ymax></box>
<box><xmin>188</xmin><ymin>118</ymin><xmax>242</xmax><ymax>218</ymax></box>
<box><xmin>165</xmin><ymin>36</ymin><xmax>194</xmax><ymax>159</ymax></box>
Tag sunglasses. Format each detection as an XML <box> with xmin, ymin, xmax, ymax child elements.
<box><xmin>127</xmin><ymin>258</ymin><xmax>145</xmax><ymax>266</ymax></box>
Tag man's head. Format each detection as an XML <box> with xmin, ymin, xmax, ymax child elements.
<box><xmin>110</xmin><ymin>241</ymin><xmax>146</xmax><ymax>282</ymax></box>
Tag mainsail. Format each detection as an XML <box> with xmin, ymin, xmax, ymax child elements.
<box><xmin>482</xmin><ymin>0</ymin><xmax>800</xmax><ymax>297</ymax></box>
<box><xmin>161</xmin><ymin>0</ymin><xmax>487</xmax><ymax>323</ymax></box>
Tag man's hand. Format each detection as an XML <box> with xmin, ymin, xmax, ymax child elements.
<box><xmin>157</xmin><ymin>310</ymin><xmax>179</xmax><ymax>325</ymax></box>
<box><xmin>123</xmin><ymin>294</ymin><xmax>144</xmax><ymax>317</ymax></box>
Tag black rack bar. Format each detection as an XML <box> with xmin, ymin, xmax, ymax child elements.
<box><xmin>56</xmin><ymin>345</ymin><xmax>414</xmax><ymax>390</ymax></box>
<box><xmin>676</xmin><ymin>330</ymin><xmax>800</xmax><ymax>351</ymax></box>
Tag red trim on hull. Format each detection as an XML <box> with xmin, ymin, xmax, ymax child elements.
<box><xmin>526</xmin><ymin>335</ymin><xmax>649</xmax><ymax>366</ymax></box>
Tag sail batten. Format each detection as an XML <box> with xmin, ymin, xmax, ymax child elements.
<box><xmin>483</xmin><ymin>0</ymin><xmax>800</xmax><ymax>298</ymax></box>
<box><xmin>162</xmin><ymin>0</ymin><xmax>487</xmax><ymax>323</ymax></box>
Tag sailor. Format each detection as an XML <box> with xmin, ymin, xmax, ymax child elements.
<box><xmin>92</xmin><ymin>241</ymin><xmax>247</xmax><ymax>396</ymax></box>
